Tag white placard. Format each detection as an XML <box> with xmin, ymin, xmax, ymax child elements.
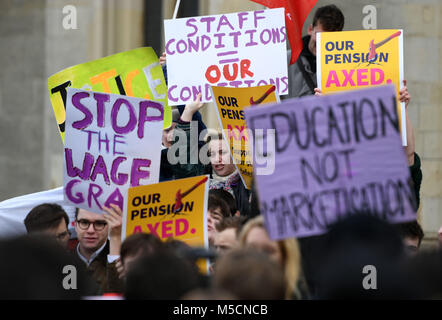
<box><xmin>164</xmin><ymin>8</ymin><xmax>288</xmax><ymax>105</ymax></box>
<box><xmin>64</xmin><ymin>88</ymin><xmax>164</xmax><ymax>213</ymax></box>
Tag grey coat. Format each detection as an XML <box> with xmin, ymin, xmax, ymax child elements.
<box><xmin>283</xmin><ymin>50</ymin><xmax>317</xmax><ymax>99</ymax></box>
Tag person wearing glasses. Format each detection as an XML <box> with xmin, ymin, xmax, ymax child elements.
<box><xmin>24</xmin><ymin>203</ymin><xmax>71</xmax><ymax>249</ymax></box>
<box><xmin>74</xmin><ymin>204</ymin><xmax>124</xmax><ymax>294</ymax></box>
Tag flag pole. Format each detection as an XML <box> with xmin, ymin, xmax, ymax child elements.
<box><xmin>173</xmin><ymin>0</ymin><xmax>181</xmax><ymax>19</ymax></box>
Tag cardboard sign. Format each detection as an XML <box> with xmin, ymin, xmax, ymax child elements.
<box><xmin>125</xmin><ymin>175</ymin><xmax>209</xmax><ymax>272</ymax></box>
<box><xmin>63</xmin><ymin>88</ymin><xmax>164</xmax><ymax>213</ymax></box>
<box><xmin>164</xmin><ymin>8</ymin><xmax>288</xmax><ymax>105</ymax></box>
<box><xmin>245</xmin><ymin>85</ymin><xmax>417</xmax><ymax>240</ymax></box>
<box><xmin>48</xmin><ymin>47</ymin><xmax>171</xmax><ymax>143</ymax></box>
<box><xmin>317</xmin><ymin>29</ymin><xmax>406</xmax><ymax>145</ymax></box>
<box><xmin>211</xmin><ymin>84</ymin><xmax>279</xmax><ymax>189</ymax></box>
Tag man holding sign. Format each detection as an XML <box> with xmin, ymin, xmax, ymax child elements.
<box><xmin>62</xmin><ymin>88</ymin><xmax>163</xmax><ymax>293</ymax></box>
<box><xmin>284</xmin><ymin>5</ymin><xmax>345</xmax><ymax>98</ymax></box>
<box><xmin>74</xmin><ymin>205</ymin><xmax>123</xmax><ymax>294</ymax></box>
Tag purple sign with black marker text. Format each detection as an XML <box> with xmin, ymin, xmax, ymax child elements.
<box><xmin>245</xmin><ymin>84</ymin><xmax>417</xmax><ymax>240</ymax></box>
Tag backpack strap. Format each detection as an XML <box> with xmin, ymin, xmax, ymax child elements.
<box><xmin>297</xmin><ymin>58</ymin><xmax>316</xmax><ymax>94</ymax></box>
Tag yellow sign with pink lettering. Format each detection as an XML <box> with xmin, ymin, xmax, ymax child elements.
<box><xmin>125</xmin><ymin>175</ymin><xmax>210</xmax><ymax>272</ymax></box>
<box><xmin>317</xmin><ymin>29</ymin><xmax>406</xmax><ymax>145</ymax></box>
<box><xmin>211</xmin><ymin>84</ymin><xmax>279</xmax><ymax>189</ymax></box>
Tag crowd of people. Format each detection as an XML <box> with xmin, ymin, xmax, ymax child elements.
<box><xmin>0</xmin><ymin>4</ymin><xmax>441</xmax><ymax>300</ymax></box>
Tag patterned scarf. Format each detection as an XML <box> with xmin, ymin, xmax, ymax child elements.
<box><xmin>209</xmin><ymin>170</ymin><xmax>241</xmax><ymax>196</ymax></box>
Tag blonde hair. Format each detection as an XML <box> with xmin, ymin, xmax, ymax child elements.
<box><xmin>239</xmin><ymin>215</ymin><xmax>301</xmax><ymax>299</ymax></box>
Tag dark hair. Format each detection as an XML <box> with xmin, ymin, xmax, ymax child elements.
<box><xmin>208</xmin><ymin>193</ymin><xmax>231</xmax><ymax>218</ymax></box>
<box><xmin>204</xmin><ymin>131</ymin><xmax>223</xmax><ymax>144</ymax></box>
<box><xmin>314</xmin><ymin>214</ymin><xmax>418</xmax><ymax>299</ymax></box>
<box><xmin>406</xmin><ymin>249</ymin><xmax>442</xmax><ymax>299</ymax></box>
<box><xmin>317</xmin><ymin>247</ymin><xmax>420</xmax><ymax>299</ymax></box>
<box><xmin>215</xmin><ymin>216</ymin><xmax>245</xmax><ymax>233</ymax></box>
<box><xmin>165</xmin><ymin>239</ymin><xmax>216</xmax><ymax>274</ymax></box>
<box><xmin>124</xmin><ymin>250</ymin><xmax>202</xmax><ymax>299</ymax></box>
<box><xmin>164</xmin><ymin>238</ymin><xmax>191</xmax><ymax>252</ymax></box>
<box><xmin>324</xmin><ymin>213</ymin><xmax>404</xmax><ymax>258</ymax></box>
<box><xmin>209</xmin><ymin>189</ymin><xmax>237</xmax><ymax>215</ymax></box>
<box><xmin>120</xmin><ymin>233</ymin><xmax>163</xmax><ymax>264</ymax></box>
<box><xmin>0</xmin><ymin>235</ymin><xmax>96</xmax><ymax>299</ymax></box>
<box><xmin>396</xmin><ymin>220</ymin><xmax>425</xmax><ymax>246</ymax></box>
<box><xmin>312</xmin><ymin>4</ymin><xmax>344</xmax><ymax>32</ymax></box>
<box><xmin>24</xmin><ymin>203</ymin><xmax>69</xmax><ymax>234</ymax></box>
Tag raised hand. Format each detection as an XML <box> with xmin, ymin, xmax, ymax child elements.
<box><xmin>180</xmin><ymin>93</ymin><xmax>204</xmax><ymax>122</ymax></box>
<box><xmin>399</xmin><ymin>80</ymin><xmax>411</xmax><ymax>108</ymax></box>
<box><xmin>103</xmin><ymin>204</ymin><xmax>123</xmax><ymax>256</ymax></box>
<box><xmin>159</xmin><ymin>52</ymin><xmax>167</xmax><ymax>66</ymax></box>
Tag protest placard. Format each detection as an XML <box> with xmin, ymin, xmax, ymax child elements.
<box><xmin>48</xmin><ymin>47</ymin><xmax>171</xmax><ymax>143</ymax></box>
<box><xmin>164</xmin><ymin>8</ymin><xmax>288</xmax><ymax>105</ymax></box>
<box><xmin>125</xmin><ymin>175</ymin><xmax>209</xmax><ymax>272</ymax></box>
<box><xmin>211</xmin><ymin>84</ymin><xmax>279</xmax><ymax>189</ymax></box>
<box><xmin>245</xmin><ymin>84</ymin><xmax>417</xmax><ymax>240</ymax></box>
<box><xmin>317</xmin><ymin>29</ymin><xmax>406</xmax><ymax>145</ymax></box>
<box><xmin>63</xmin><ymin>88</ymin><xmax>164</xmax><ymax>213</ymax></box>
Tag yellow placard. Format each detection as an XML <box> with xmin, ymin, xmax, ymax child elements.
<box><xmin>125</xmin><ymin>175</ymin><xmax>209</xmax><ymax>273</ymax></box>
<box><xmin>318</xmin><ymin>29</ymin><xmax>406</xmax><ymax>144</ymax></box>
<box><xmin>211</xmin><ymin>85</ymin><xmax>279</xmax><ymax>189</ymax></box>
<box><xmin>48</xmin><ymin>47</ymin><xmax>172</xmax><ymax>143</ymax></box>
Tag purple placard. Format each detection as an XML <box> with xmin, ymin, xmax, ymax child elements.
<box><xmin>244</xmin><ymin>84</ymin><xmax>417</xmax><ymax>240</ymax></box>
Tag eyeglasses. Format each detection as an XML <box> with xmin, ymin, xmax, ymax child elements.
<box><xmin>76</xmin><ymin>219</ymin><xmax>107</xmax><ymax>231</ymax></box>
<box><xmin>56</xmin><ymin>230</ymin><xmax>71</xmax><ymax>241</ymax></box>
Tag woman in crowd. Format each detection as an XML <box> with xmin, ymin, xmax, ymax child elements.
<box><xmin>170</xmin><ymin>94</ymin><xmax>251</xmax><ymax>217</ymax></box>
<box><xmin>238</xmin><ymin>215</ymin><xmax>308</xmax><ymax>299</ymax></box>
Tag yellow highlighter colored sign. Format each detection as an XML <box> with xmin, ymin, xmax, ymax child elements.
<box><xmin>48</xmin><ymin>47</ymin><xmax>172</xmax><ymax>143</ymax></box>
<box><xmin>211</xmin><ymin>85</ymin><xmax>279</xmax><ymax>189</ymax></box>
<box><xmin>125</xmin><ymin>175</ymin><xmax>210</xmax><ymax>273</ymax></box>
<box><xmin>317</xmin><ymin>29</ymin><xmax>406</xmax><ymax>145</ymax></box>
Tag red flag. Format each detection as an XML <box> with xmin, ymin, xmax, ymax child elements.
<box><xmin>251</xmin><ymin>0</ymin><xmax>318</xmax><ymax>64</ymax></box>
